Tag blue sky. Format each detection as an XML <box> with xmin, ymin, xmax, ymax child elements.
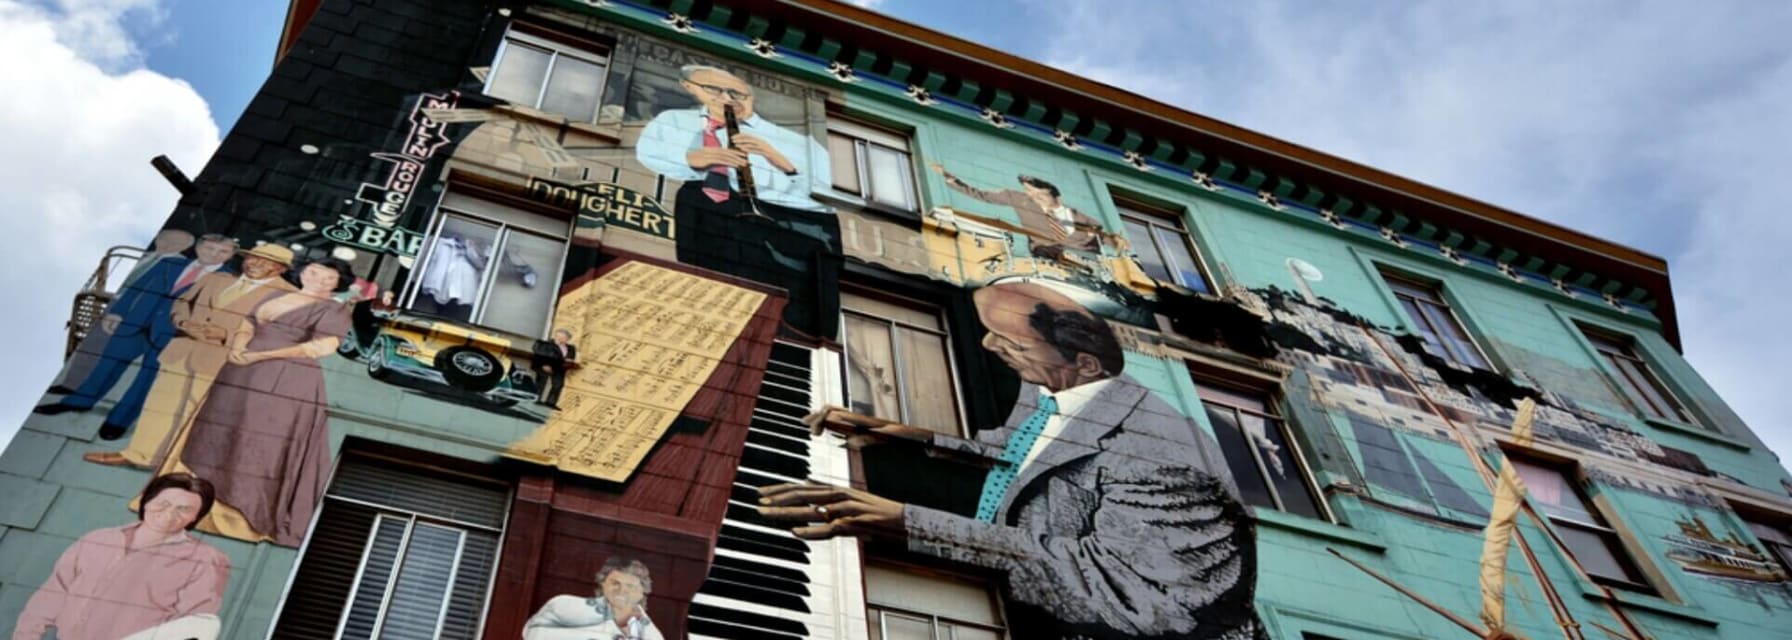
<box><xmin>1</xmin><ymin>0</ymin><xmax>1788</xmax><ymax>475</ymax></box>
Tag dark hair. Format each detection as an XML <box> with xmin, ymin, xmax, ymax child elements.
<box><xmin>1016</xmin><ymin>175</ymin><xmax>1061</xmax><ymax>198</ymax></box>
<box><xmin>139</xmin><ymin>473</ymin><xmax>216</xmax><ymax>530</ymax></box>
<box><xmin>1027</xmin><ymin>302</ymin><xmax>1125</xmax><ymax>376</ymax></box>
<box><xmin>597</xmin><ymin>556</ymin><xmax>654</xmax><ymax>593</ymax></box>
<box><xmin>303</xmin><ymin>257</ymin><xmax>358</xmax><ymax>293</ymax></box>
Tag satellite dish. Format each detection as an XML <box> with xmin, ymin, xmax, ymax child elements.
<box><xmin>1287</xmin><ymin>258</ymin><xmax>1323</xmax><ymax>282</ymax></box>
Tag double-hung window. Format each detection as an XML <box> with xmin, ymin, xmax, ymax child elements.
<box><xmin>1580</xmin><ymin>327</ymin><xmax>1696</xmax><ymax>426</ymax></box>
<box><xmin>1382</xmin><ymin>272</ymin><xmax>1491</xmax><ymax>370</ymax></box>
<box><xmin>827</xmin><ymin>119</ymin><xmax>919</xmax><ymax>213</ymax></box>
<box><xmin>406</xmin><ymin>192</ymin><xmax>570</xmax><ymax>337</ymax></box>
<box><xmin>270</xmin><ymin>456</ymin><xmax>510</xmax><ymax>640</ymax></box>
<box><xmin>1117</xmin><ymin>201</ymin><xmax>1213</xmax><ymax>295</ymax></box>
<box><xmin>486</xmin><ymin>30</ymin><xmax>610</xmax><ymax>123</ymax></box>
<box><xmin>1509</xmin><ymin>457</ymin><xmax>1654</xmax><ymax>592</ymax></box>
<box><xmin>841</xmin><ymin>291</ymin><xmax>963</xmax><ymax>435</ymax></box>
<box><xmin>864</xmin><ymin>564</ymin><xmax>1006</xmax><ymax>640</ymax></box>
<box><xmin>1192</xmin><ymin>377</ymin><xmax>1328</xmax><ymax>520</ymax></box>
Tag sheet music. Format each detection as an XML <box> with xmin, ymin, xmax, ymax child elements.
<box><xmin>505</xmin><ymin>261</ymin><xmax>767</xmax><ymax>480</ymax></box>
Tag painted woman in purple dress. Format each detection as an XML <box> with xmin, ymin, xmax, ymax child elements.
<box><xmin>159</xmin><ymin>257</ymin><xmax>355</xmax><ymax>547</ymax></box>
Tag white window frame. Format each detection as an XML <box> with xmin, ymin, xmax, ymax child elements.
<box><xmin>827</xmin><ymin>119</ymin><xmax>920</xmax><ymax>213</ymax></box>
<box><xmin>1115</xmin><ymin>200</ymin><xmax>1216</xmax><ymax>295</ymax></box>
<box><xmin>485</xmin><ymin>29</ymin><xmax>611</xmax><ymax>123</ymax></box>
<box><xmin>840</xmin><ymin>289</ymin><xmax>968</xmax><ymax>437</ymax></box>
<box><xmin>401</xmin><ymin>192</ymin><xmax>573</xmax><ymax>338</ymax></box>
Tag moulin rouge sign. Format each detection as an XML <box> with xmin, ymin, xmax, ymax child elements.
<box><xmin>322</xmin><ymin>92</ymin><xmax>459</xmax><ymax>257</ymax></box>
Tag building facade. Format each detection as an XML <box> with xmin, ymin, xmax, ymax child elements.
<box><xmin>2</xmin><ymin>0</ymin><xmax>1790</xmax><ymax>639</ymax></box>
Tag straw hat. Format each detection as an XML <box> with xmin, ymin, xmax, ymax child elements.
<box><xmin>241</xmin><ymin>243</ymin><xmax>295</xmax><ymax>266</ymax></box>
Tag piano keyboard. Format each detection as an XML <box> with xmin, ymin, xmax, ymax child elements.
<box><xmin>690</xmin><ymin>342</ymin><xmax>867</xmax><ymax>640</ymax></box>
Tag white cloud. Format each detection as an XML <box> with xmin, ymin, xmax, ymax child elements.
<box><xmin>849</xmin><ymin>0</ymin><xmax>886</xmax><ymax>10</ymax></box>
<box><xmin>1031</xmin><ymin>1</ymin><xmax>1792</xmax><ymax>471</ymax></box>
<box><xmin>0</xmin><ymin>0</ymin><xmax>218</xmax><ymax>449</ymax></box>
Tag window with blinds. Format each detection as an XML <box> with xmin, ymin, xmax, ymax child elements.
<box><xmin>270</xmin><ymin>456</ymin><xmax>510</xmax><ymax>640</ymax></box>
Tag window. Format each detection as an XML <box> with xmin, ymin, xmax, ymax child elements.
<box><xmin>1192</xmin><ymin>377</ymin><xmax>1328</xmax><ymax>520</ymax></box>
<box><xmin>1742</xmin><ymin>514</ymin><xmax>1792</xmax><ymax>577</ymax></box>
<box><xmin>1508</xmin><ymin>458</ymin><xmax>1653</xmax><ymax>592</ymax></box>
<box><xmin>486</xmin><ymin>30</ymin><xmax>609</xmax><ymax>122</ymax></box>
<box><xmin>841</xmin><ymin>290</ymin><xmax>963</xmax><ymax>435</ymax></box>
<box><xmin>827</xmin><ymin>119</ymin><xmax>919</xmax><ymax>212</ymax></box>
<box><xmin>270</xmin><ymin>456</ymin><xmax>510</xmax><ymax>640</ymax></box>
<box><xmin>405</xmin><ymin>192</ymin><xmax>570</xmax><ymax>336</ymax></box>
<box><xmin>1580</xmin><ymin>327</ymin><xmax>1695</xmax><ymax>426</ymax></box>
<box><xmin>864</xmin><ymin>565</ymin><xmax>1005</xmax><ymax>640</ymax></box>
<box><xmin>1381</xmin><ymin>273</ymin><xmax>1490</xmax><ymax>370</ymax></box>
<box><xmin>1117</xmin><ymin>201</ymin><xmax>1213</xmax><ymax>295</ymax></box>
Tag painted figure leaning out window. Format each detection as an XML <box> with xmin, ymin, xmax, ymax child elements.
<box><xmin>522</xmin><ymin>556</ymin><xmax>664</xmax><ymax>640</ymax></box>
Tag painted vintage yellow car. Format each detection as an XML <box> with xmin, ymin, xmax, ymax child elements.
<box><xmin>350</xmin><ymin>313</ymin><xmax>542</xmax><ymax>407</ymax></box>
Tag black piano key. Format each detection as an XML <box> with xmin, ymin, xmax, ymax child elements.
<box><xmin>700</xmin><ymin>572</ymin><xmax>812</xmax><ymax>613</ymax></box>
<box><xmin>688</xmin><ymin>618</ymin><xmax>807</xmax><ymax>640</ymax></box>
<box><xmin>747</xmin><ymin>429</ymin><xmax>812</xmax><ymax>457</ymax></box>
<box><xmin>713</xmin><ymin>553</ymin><xmax>810</xmax><ymax>585</ymax></box>
<box><xmin>743</xmin><ymin>445</ymin><xmax>809</xmax><ymax>480</ymax></box>
<box><xmin>691</xmin><ymin>602</ymin><xmax>812</xmax><ymax>637</ymax></box>
<box><xmin>718</xmin><ymin>524</ymin><xmax>809</xmax><ymax>564</ymax></box>
<box><xmin>755</xmin><ymin>381</ymin><xmax>809</xmax><ymax>408</ymax></box>
<box><xmin>732</xmin><ymin>469</ymin><xmax>787</xmax><ymax>489</ymax></box>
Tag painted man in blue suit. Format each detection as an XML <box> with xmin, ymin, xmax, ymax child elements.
<box><xmin>35</xmin><ymin>233</ymin><xmax>238</xmax><ymax>440</ymax></box>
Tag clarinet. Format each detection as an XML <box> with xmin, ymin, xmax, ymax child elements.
<box><xmin>722</xmin><ymin>104</ymin><xmax>758</xmax><ymax>201</ymax></box>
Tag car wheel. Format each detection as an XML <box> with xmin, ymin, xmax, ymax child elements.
<box><xmin>367</xmin><ymin>338</ymin><xmax>391</xmax><ymax>380</ymax></box>
<box><xmin>436</xmin><ymin>346</ymin><xmax>505</xmax><ymax>392</ymax></box>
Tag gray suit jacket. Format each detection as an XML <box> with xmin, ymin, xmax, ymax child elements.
<box><xmin>906</xmin><ymin>374</ymin><xmax>1262</xmax><ymax>640</ymax></box>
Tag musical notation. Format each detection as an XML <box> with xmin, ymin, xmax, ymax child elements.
<box><xmin>504</xmin><ymin>261</ymin><xmax>767</xmax><ymax>481</ymax></box>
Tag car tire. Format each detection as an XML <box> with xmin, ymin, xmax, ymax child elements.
<box><xmin>436</xmin><ymin>346</ymin><xmax>505</xmax><ymax>392</ymax></box>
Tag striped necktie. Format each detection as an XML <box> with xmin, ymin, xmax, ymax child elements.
<box><xmin>975</xmin><ymin>394</ymin><xmax>1057</xmax><ymax>523</ymax></box>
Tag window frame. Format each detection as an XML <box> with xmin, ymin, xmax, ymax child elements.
<box><xmin>825</xmin><ymin>118</ymin><xmax>921</xmax><ymax>215</ymax></box>
<box><xmin>484</xmin><ymin>28</ymin><xmax>611</xmax><ymax>123</ymax></box>
<box><xmin>1188</xmin><ymin>371</ymin><xmax>1334</xmax><ymax>523</ymax></box>
<box><xmin>400</xmin><ymin>191</ymin><xmax>574</xmax><ymax>338</ymax></box>
<box><xmin>839</xmin><ymin>287</ymin><xmax>969</xmax><ymax>437</ymax></box>
<box><xmin>267</xmin><ymin>452</ymin><xmax>512</xmax><ymax>640</ymax></box>
<box><xmin>1506</xmin><ymin>455</ymin><xmax>1657</xmax><ymax>594</ymax></box>
<box><xmin>863</xmin><ymin>562</ymin><xmax>1007</xmax><ymax>640</ymax></box>
<box><xmin>1577</xmin><ymin>324</ymin><xmax>1698</xmax><ymax>428</ymax></box>
<box><xmin>1733</xmin><ymin>506</ymin><xmax>1792</xmax><ymax>579</ymax></box>
<box><xmin>1114</xmin><ymin>198</ymin><xmax>1216</xmax><ymax>295</ymax></box>
<box><xmin>1378</xmin><ymin>270</ymin><xmax>1494</xmax><ymax>371</ymax></box>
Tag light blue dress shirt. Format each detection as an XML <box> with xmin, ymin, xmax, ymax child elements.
<box><xmin>634</xmin><ymin>108</ymin><xmax>832</xmax><ymax>212</ymax></box>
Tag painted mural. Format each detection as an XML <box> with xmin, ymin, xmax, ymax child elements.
<box><xmin>10</xmin><ymin>1</ymin><xmax>1792</xmax><ymax>639</ymax></box>
<box><xmin>764</xmin><ymin>280</ymin><xmax>1264</xmax><ymax>640</ymax></box>
<box><xmin>14</xmin><ymin>474</ymin><xmax>231</xmax><ymax>640</ymax></box>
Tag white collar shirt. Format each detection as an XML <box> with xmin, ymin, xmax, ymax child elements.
<box><xmin>1018</xmin><ymin>377</ymin><xmax>1116</xmax><ymax>473</ymax></box>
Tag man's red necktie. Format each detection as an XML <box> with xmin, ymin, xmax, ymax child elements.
<box><xmin>701</xmin><ymin>118</ymin><xmax>732</xmax><ymax>203</ymax></box>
